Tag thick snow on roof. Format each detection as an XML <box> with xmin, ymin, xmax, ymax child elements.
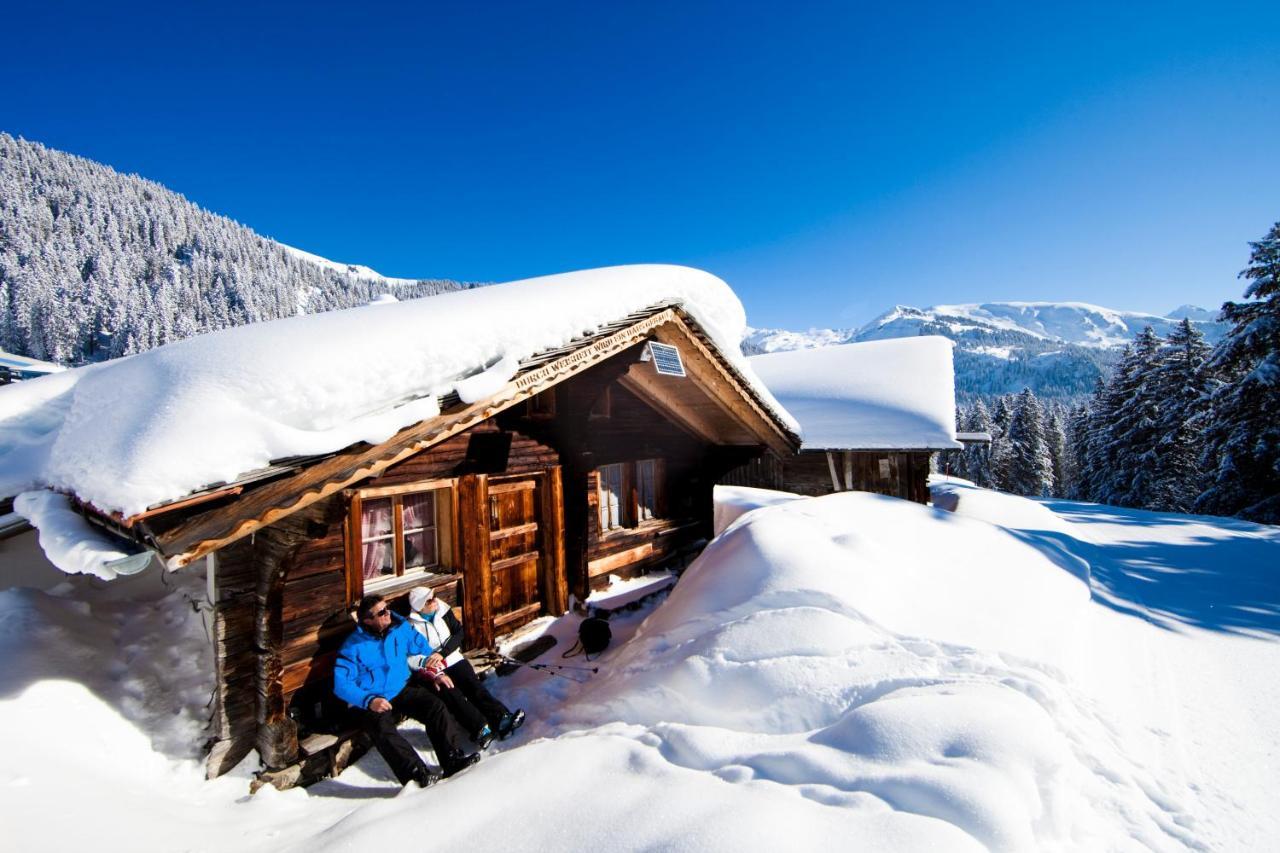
<box><xmin>748</xmin><ymin>336</ymin><xmax>960</xmax><ymax>451</ymax></box>
<box><xmin>0</xmin><ymin>349</ymin><xmax>65</xmax><ymax>376</ymax></box>
<box><xmin>1</xmin><ymin>264</ymin><xmax>795</xmax><ymax>520</ymax></box>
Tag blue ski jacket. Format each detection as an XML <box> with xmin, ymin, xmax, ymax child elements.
<box><xmin>333</xmin><ymin>612</ymin><xmax>437</xmax><ymax>709</ymax></box>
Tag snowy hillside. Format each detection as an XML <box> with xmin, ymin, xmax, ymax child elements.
<box><xmin>744</xmin><ymin>300</ymin><xmax>1227</xmax><ymax>402</ymax></box>
<box><xmin>3</xmin><ymin>483</ymin><xmax>1277</xmax><ymax>851</ymax></box>
<box><xmin>0</xmin><ymin>134</ymin><xmax>478</xmax><ymax>366</ymax></box>
<box><xmin>277</xmin><ymin>243</ymin><xmax>425</xmax><ymax>289</ymax></box>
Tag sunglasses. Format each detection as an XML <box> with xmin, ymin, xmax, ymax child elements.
<box><xmin>366</xmin><ymin>607</ymin><xmax>391</xmax><ymax>619</ymax></box>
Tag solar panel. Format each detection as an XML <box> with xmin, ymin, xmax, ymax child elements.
<box><xmin>648</xmin><ymin>342</ymin><xmax>686</xmax><ymax>377</ymax></box>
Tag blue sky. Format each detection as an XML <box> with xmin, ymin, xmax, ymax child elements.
<box><xmin>4</xmin><ymin>1</ymin><xmax>1278</xmax><ymax>329</ymax></box>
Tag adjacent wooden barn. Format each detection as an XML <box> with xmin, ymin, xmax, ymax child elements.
<box><xmin>14</xmin><ymin>287</ymin><xmax>798</xmax><ymax>785</ymax></box>
<box><xmin>723</xmin><ymin>336</ymin><xmax>962</xmax><ymax>503</ymax></box>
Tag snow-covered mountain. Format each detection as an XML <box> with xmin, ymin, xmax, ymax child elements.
<box><xmin>857</xmin><ymin>302</ymin><xmax>1226</xmax><ymax>349</ymax></box>
<box><xmin>744</xmin><ymin>301</ymin><xmax>1227</xmax><ymax>402</ymax></box>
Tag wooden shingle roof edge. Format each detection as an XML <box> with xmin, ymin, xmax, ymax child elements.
<box><xmin>139</xmin><ymin>303</ymin><xmax>799</xmax><ymax>568</ymax></box>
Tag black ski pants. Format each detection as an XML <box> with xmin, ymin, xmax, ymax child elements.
<box><xmin>434</xmin><ymin>658</ymin><xmax>511</xmax><ymax>738</ymax></box>
<box><xmin>357</xmin><ymin>684</ymin><xmax>471</xmax><ymax>784</ymax></box>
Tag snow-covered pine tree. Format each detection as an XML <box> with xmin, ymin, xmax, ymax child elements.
<box><xmin>946</xmin><ymin>405</ymin><xmax>968</xmax><ymax>480</ymax></box>
<box><xmin>989</xmin><ymin>395</ymin><xmax>1015</xmax><ymax>492</ymax></box>
<box><xmin>1195</xmin><ymin>221</ymin><xmax>1280</xmax><ymax>522</ymax></box>
<box><xmin>1148</xmin><ymin>318</ymin><xmax>1213</xmax><ymax>512</ymax></box>
<box><xmin>963</xmin><ymin>399</ymin><xmax>995</xmax><ymax>487</ymax></box>
<box><xmin>1104</xmin><ymin>327</ymin><xmax>1164</xmax><ymax>508</ymax></box>
<box><xmin>1006</xmin><ymin>388</ymin><xmax>1054</xmax><ymax>497</ymax></box>
<box><xmin>1072</xmin><ymin>380</ymin><xmax>1106</xmax><ymax>502</ymax></box>
<box><xmin>1045</xmin><ymin>403</ymin><xmax>1070</xmax><ymax>498</ymax></box>
<box><xmin>1083</xmin><ymin>349</ymin><xmax>1139</xmax><ymax>505</ymax></box>
<box><xmin>0</xmin><ymin>133</ymin><xmax>478</xmax><ymax>365</ymax></box>
<box><xmin>1065</xmin><ymin>403</ymin><xmax>1090</xmax><ymax>500</ymax></box>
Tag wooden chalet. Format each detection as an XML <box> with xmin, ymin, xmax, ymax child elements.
<box><xmin>67</xmin><ymin>302</ymin><xmax>797</xmax><ymax>782</ymax></box>
<box><xmin>724</xmin><ymin>336</ymin><xmax>962</xmax><ymax>504</ymax></box>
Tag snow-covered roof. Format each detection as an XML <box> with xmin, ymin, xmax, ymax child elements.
<box><xmin>748</xmin><ymin>336</ymin><xmax>961</xmax><ymax>451</ymax></box>
<box><xmin>0</xmin><ymin>349</ymin><xmax>65</xmax><ymax>378</ymax></box>
<box><xmin>1</xmin><ymin>265</ymin><xmax>798</xmax><ymax>523</ymax></box>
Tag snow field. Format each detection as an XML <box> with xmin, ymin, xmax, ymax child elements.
<box><xmin>4</xmin><ymin>484</ymin><xmax>1276</xmax><ymax>850</ymax></box>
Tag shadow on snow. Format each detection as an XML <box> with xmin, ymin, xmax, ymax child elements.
<box><xmin>1011</xmin><ymin>500</ymin><xmax>1280</xmax><ymax>639</ymax></box>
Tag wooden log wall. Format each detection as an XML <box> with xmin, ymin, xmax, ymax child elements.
<box><xmin>201</xmin><ymin>421</ymin><xmax>565</xmax><ymax>775</ymax></box>
<box><xmin>205</xmin><ymin>540</ymin><xmax>259</xmax><ymax>779</ymax></box>
<box><xmin>772</xmin><ymin>450</ymin><xmax>934</xmax><ymax>503</ymax></box>
<box><xmin>717</xmin><ymin>451</ymin><xmax>785</xmax><ymax>490</ymax></box>
<box><xmin>201</xmin><ymin>344</ymin><xmax>775</xmax><ymax>777</ymax></box>
<box><xmin>575</xmin><ymin>384</ymin><xmax>712</xmax><ymax>590</ymax></box>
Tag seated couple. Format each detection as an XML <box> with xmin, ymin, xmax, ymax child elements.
<box><xmin>332</xmin><ymin>589</ymin><xmax>526</xmax><ymax>787</ymax></box>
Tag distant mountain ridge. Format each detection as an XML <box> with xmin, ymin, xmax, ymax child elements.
<box><xmin>0</xmin><ymin>133</ymin><xmax>481</xmax><ymax>366</ymax></box>
<box><xmin>744</xmin><ymin>301</ymin><xmax>1228</xmax><ymax>402</ymax></box>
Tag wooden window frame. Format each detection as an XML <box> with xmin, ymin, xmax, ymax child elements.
<box><xmin>597</xmin><ymin>463</ymin><xmax>626</xmax><ymax>532</ymax></box>
<box><xmin>596</xmin><ymin>458</ymin><xmax>665</xmax><ymax>537</ymax></box>
<box><xmin>346</xmin><ymin>478</ymin><xmax>459</xmax><ymax>602</ymax></box>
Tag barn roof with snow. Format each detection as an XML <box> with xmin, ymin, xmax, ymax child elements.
<box><xmin>748</xmin><ymin>336</ymin><xmax>961</xmax><ymax>452</ymax></box>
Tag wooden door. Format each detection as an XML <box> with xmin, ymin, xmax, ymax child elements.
<box><xmin>487</xmin><ymin>476</ymin><xmax>544</xmax><ymax>632</ymax></box>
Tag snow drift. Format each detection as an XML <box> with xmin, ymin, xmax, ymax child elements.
<box><xmin>7</xmin><ymin>484</ymin><xmax>1268</xmax><ymax>850</ymax></box>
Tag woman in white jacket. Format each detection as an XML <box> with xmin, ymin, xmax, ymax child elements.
<box><xmin>407</xmin><ymin>586</ymin><xmax>525</xmax><ymax>747</ymax></box>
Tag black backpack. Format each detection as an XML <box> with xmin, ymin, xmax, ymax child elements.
<box><xmin>564</xmin><ymin>616</ymin><xmax>612</xmax><ymax>660</ymax></box>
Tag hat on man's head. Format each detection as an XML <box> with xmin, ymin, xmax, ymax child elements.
<box><xmin>408</xmin><ymin>586</ymin><xmax>435</xmax><ymax>612</ymax></box>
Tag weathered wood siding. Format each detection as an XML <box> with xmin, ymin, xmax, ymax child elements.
<box><xmin>756</xmin><ymin>450</ymin><xmax>933</xmax><ymax>503</ymax></box>
<box><xmin>205</xmin><ymin>421</ymin><xmax>566</xmax><ymax>774</ymax></box>
<box><xmin>202</xmin><ymin>339</ymin><xmax>776</xmax><ymax>777</ymax></box>
<box><xmin>205</xmin><ymin>541</ymin><xmax>258</xmax><ymax>778</ymax></box>
<box><xmin>574</xmin><ymin>384</ymin><xmax>713</xmax><ymax>591</ymax></box>
<box><xmin>717</xmin><ymin>452</ymin><xmax>785</xmax><ymax>490</ymax></box>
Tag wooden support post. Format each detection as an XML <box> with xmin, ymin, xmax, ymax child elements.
<box><xmin>539</xmin><ymin>466</ymin><xmax>569</xmax><ymax>616</ymax></box>
<box><xmin>826</xmin><ymin>452</ymin><xmax>841</xmax><ymax>492</ymax></box>
<box><xmin>458</xmin><ymin>474</ymin><xmax>495</xmax><ymax>650</ymax></box>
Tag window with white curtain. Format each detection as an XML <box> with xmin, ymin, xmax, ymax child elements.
<box><xmin>357</xmin><ymin>487</ymin><xmax>447</xmax><ymax>591</ymax></box>
<box><xmin>596</xmin><ymin>459</ymin><xmax>663</xmax><ymax>533</ymax></box>
<box><xmin>598</xmin><ymin>463</ymin><xmax>624</xmax><ymax>531</ymax></box>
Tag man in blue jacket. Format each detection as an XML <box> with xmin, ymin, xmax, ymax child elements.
<box><xmin>334</xmin><ymin>593</ymin><xmax>480</xmax><ymax>786</ymax></box>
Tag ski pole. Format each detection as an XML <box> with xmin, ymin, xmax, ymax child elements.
<box><xmin>482</xmin><ymin>652</ymin><xmax>599</xmax><ymax>680</ymax></box>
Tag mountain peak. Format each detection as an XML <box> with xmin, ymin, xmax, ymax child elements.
<box><xmin>1167</xmin><ymin>305</ymin><xmax>1219</xmax><ymax>321</ymax></box>
<box><xmin>745</xmin><ymin>299</ymin><xmax>1230</xmax><ymax>402</ymax></box>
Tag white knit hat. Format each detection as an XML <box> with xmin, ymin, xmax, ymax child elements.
<box><xmin>408</xmin><ymin>586</ymin><xmax>434</xmax><ymax>612</ymax></box>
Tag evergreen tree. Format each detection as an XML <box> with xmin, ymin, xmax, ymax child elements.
<box><xmin>1083</xmin><ymin>362</ymin><xmax>1127</xmax><ymax>503</ymax></box>
<box><xmin>989</xmin><ymin>395</ymin><xmax>1015</xmax><ymax>492</ymax></box>
<box><xmin>1148</xmin><ymin>318</ymin><xmax>1213</xmax><ymax>512</ymax></box>
<box><xmin>1072</xmin><ymin>381</ymin><xmax>1105</xmax><ymax>501</ymax></box>
<box><xmin>1045</xmin><ymin>404</ymin><xmax>1070</xmax><ymax>498</ymax></box>
<box><xmin>1006</xmin><ymin>389</ymin><xmax>1054</xmax><ymax>496</ymax></box>
<box><xmin>1103</xmin><ymin>327</ymin><xmax>1163</xmax><ymax>508</ymax></box>
<box><xmin>0</xmin><ymin>133</ymin><xmax>479</xmax><ymax>365</ymax></box>
<box><xmin>1196</xmin><ymin>221</ymin><xmax>1280</xmax><ymax>522</ymax></box>
<box><xmin>1065</xmin><ymin>403</ymin><xmax>1090</xmax><ymax>500</ymax></box>
<box><xmin>963</xmin><ymin>399</ymin><xmax>995</xmax><ymax>487</ymax></box>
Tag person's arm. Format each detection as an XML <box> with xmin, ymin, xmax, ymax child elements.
<box><xmin>405</xmin><ymin>619</ymin><xmax>437</xmax><ymax>657</ymax></box>
<box><xmin>438</xmin><ymin>609</ymin><xmax>465</xmax><ymax>659</ymax></box>
<box><xmin>333</xmin><ymin>648</ymin><xmax>377</xmax><ymax>709</ymax></box>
